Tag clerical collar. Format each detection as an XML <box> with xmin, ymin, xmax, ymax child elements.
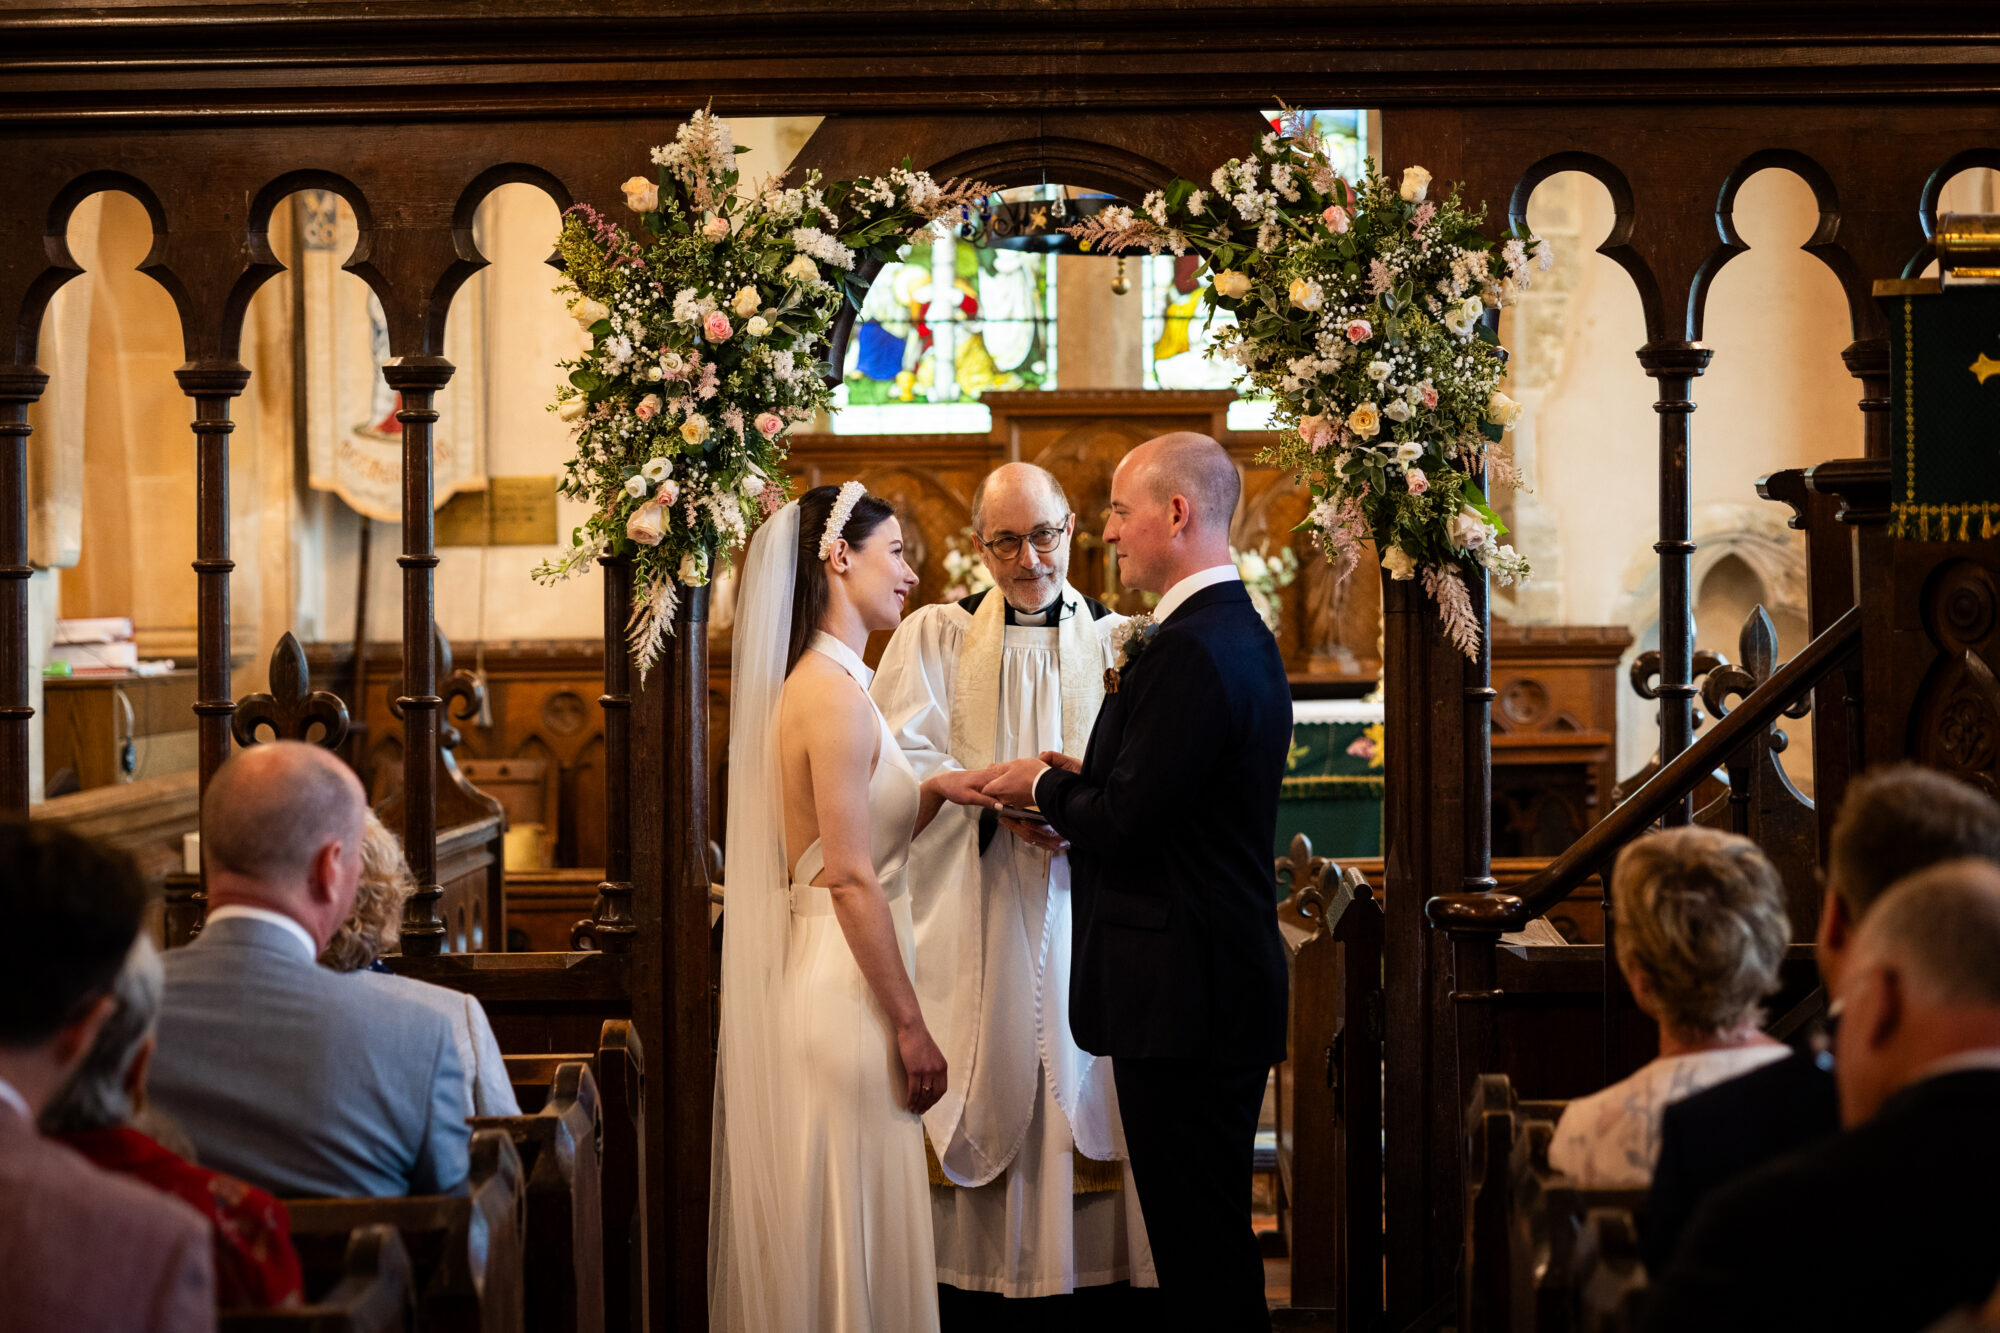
<box><xmin>1006</xmin><ymin>595</ymin><xmax>1070</xmax><ymax>627</ymax></box>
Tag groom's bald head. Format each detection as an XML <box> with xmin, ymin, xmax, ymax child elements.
<box><xmin>1105</xmin><ymin>432</ymin><xmax>1239</xmax><ymax>594</ymax></box>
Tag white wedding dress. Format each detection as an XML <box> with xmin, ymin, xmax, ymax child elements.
<box><xmin>711</xmin><ymin>502</ymin><xmax>941</xmax><ymax>1333</ymax></box>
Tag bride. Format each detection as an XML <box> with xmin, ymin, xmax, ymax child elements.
<box><xmin>712</xmin><ymin>481</ymin><xmax>1001</xmax><ymax>1331</ymax></box>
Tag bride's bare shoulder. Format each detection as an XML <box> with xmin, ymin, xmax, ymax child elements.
<box><xmin>779</xmin><ymin>655</ymin><xmax>874</xmax><ymax>739</ymax></box>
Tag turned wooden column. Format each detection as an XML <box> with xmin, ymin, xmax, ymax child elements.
<box><xmin>0</xmin><ymin>367</ymin><xmax>45</xmax><ymax>818</ymax></box>
<box><xmin>631</xmin><ymin>572</ymin><xmax>714</xmax><ymax>1331</ymax></box>
<box><xmin>578</xmin><ymin>551</ymin><xmax>637</xmax><ymax>952</ymax></box>
<box><xmin>177</xmin><ymin>364</ymin><xmax>252</xmax><ymax>805</ymax></box>
<box><xmin>1638</xmin><ymin>342</ymin><xmax>1713</xmax><ymax>826</ymax></box>
<box><xmin>386</xmin><ymin>357</ymin><xmax>454</xmax><ymax>956</ymax></box>
<box><xmin>1844</xmin><ymin>338</ymin><xmax>1893</xmax><ymax>462</ymax></box>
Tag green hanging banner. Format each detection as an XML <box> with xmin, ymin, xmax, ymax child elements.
<box><xmin>1883</xmin><ymin>279</ymin><xmax>2000</xmax><ymax>540</ymax></box>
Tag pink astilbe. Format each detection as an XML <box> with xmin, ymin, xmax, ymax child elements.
<box><xmin>721</xmin><ymin>404</ymin><xmax>745</xmax><ymax>438</ymax></box>
<box><xmin>1423</xmin><ymin>564</ymin><xmax>1482</xmax><ymax>660</ymax></box>
<box><xmin>696</xmin><ymin>361</ymin><xmax>720</xmax><ymax>400</ymax></box>
<box><xmin>1312</xmin><ymin>494</ymin><xmax>1369</xmax><ymax>585</ymax></box>
<box><xmin>1367</xmin><ymin>259</ymin><xmax>1395</xmax><ymax>295</ymax></box>
<box><xmin>1410</xmin><ymin>202</ymin><xmax>1436</xmax><ymax>234</ymax></box>
<box><xmin>1061</xmin><ymin>213</ymin><xmax>1185</xmax><ymax>257</ymax></box>
<box><xmin>1484</xmin><ymin>444</ymin><xmax>1525</xmax><ymax>492</ymax></box>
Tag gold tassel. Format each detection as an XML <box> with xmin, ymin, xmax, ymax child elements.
<box><xmin>1962</xmin><ymin>510</ymin><xmax>1972</xmax><ymax>542</ymax></box>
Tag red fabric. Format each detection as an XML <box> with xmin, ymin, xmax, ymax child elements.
<box><xmin>57</xmin><ymin>1126</ymin><xmax>305</xmax><ymax>1309</ymax></box>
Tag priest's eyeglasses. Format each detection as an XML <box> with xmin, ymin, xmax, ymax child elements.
<box><xmin>978</xmin><ymin>522</ymin><xmax>1069</xmax><ymax>561</ymax></box>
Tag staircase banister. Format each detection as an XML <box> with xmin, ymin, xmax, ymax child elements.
<box><xmin>1425</xmin><ymin>605</ymin><xmax>1862</xmax><ymax>936</ymax></box>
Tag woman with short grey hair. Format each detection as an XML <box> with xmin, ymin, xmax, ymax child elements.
<box><xmin>1548</xmin><ymin>825</ymin><xmax>1791</xmax><ymax>1187</ymax></box>
<box><xmin>43</xmin><ymin>936</ymin><xmax>303</xmax><ymax>1308</ymax></box>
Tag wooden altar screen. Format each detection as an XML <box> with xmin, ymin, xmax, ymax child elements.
<box><xmin>6</xmin><ymin>7</ymin><xmax>2000</xmax><ymax>1330</ymax></box>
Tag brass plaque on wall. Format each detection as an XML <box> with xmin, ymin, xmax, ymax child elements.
<box><xmin>435</xmin><ymin>477</ymin><xmax>560</xmax><ymax>547</ymax></box>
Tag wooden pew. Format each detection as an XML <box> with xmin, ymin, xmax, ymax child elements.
<box><xmin>502</xmin><ymin>1019</ymin><xmax>643</xmax><ymax>1333</ymax></box>
<box><xmin>474</xmin><ymin>1061</ymin><xmax>605</xmax><ymax>1333</ymax></box>
<box><xmin>222</xmin><ymin>1224</ymin><xmax>417</xmax><ymax>1333</ymax></box>
<box><xmin>284</xmin><ymin>1129</ymin><xmax>526</xmax><ymax>1333</ymax></box>
<box><xmin>1462</xmin><ymin>1074</ymin><xmax>1650</xmax><ymax>1333</ymax></box>
<box><xmin>1272</xmin><ymin>837</ymin><xmax>1384</xmax><ymax>1328</ymax></box>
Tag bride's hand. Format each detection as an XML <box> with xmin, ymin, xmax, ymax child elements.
<box><xmin>925</xmin><ymin>767</ymin><xmax>1003</xmax><ymax>810</ymax></box>
<box><xmin>897</xmin><ymin>1023</ymin><xmax>948</xmax><ymax>1114</ymax></box>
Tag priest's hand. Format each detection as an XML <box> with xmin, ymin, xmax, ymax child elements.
<box><xmin>926</xmin><ymin>765</ymin><xmax>1005</xmax><ymax>809</ymax></box>
<box><xmin>980</xmin><ymin>755</ymin><xmax>1048</xmax><ymax>808</ymax></box>
<box><xmin>1038</xmin><ymin>750</ymin><xmax>1082</xmax><ymax>775</ymax></box>
<box><xmin>897</xmin><ymin>1021</ymin><xmax>948</xmax><ymax>1115</ymax></box>
<box><xmin>1000</xmin><ymin>815</ymin><xmax>1069</xmax><ymax>854</ymax></box>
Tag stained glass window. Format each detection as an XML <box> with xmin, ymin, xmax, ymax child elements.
<box><xmin>831</xmin><ymin>196</ymin><xmax>1058</xmax><ymax>434</ymax></box>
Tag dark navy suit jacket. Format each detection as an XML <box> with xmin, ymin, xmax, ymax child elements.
<box><xmin>1034</xmin><ymin>580</ymin><xmax>1291</xmax><ymax>1064</ymax></box>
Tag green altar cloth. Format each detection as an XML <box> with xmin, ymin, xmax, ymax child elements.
<box><xmin>1277</xmin><ymin>699</ymin><xmax>1384</xmax><ymax>880</ymax></box>
<box><xmin>1885</xmin><ymin>282</ymin><xmax>2000</xmax><ymax>540</ymax></box>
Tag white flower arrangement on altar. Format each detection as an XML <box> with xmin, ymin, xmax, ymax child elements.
<box><xmin>1231</xmin><ymin>541</ymin><xmax>1300</xmax><ymax>635</ymax></box>
<box><xmin>939</xmin><ymin>528</ymin><xmax>997</xmax><ymax>603</ymax></box>
<box><xmin>533</xmin><ymin>109</ymin><xmax>990</xmax><ymax>673</ymax></box>
<box><xmin>1065</xmin><ymin>108</ymin><xmax>1549</xmax><ymax>658</ymax></box>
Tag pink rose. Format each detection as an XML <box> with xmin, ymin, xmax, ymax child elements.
<box><xmin>625</xmin><ymin>497</ymin><xmax>667</xmax><ymax>547</ymax></box>
<box><xmin>655</xmin><ymin>477</ymin><xmax>679</xmax><ymax>508</ymax></box>
<box><xmin>1417</xmin><ymin>381</ymin><xmax>1439</xmax><ymax>409</ymax></box>
<box><xmin>1344</xmin><ymin>319</ymin><xmax>1373</xmax><ymax>344</ymax></box>
<box><xmin>704</xmin><ymin>311</ymin><xmax>733</xmax><ymax>342</ymax></box>
<box><xmin>1322</xmin><ymin>205</ymin><xmax>1350</xmax><ymax>234</ymax></box>
<box><xmin>755</xmin><ymin>412</ymin><xmax>784</xmax><ymax>440</ymax></box>
<box><xmin>703</xmin><ymin>216</ymin><xmax>731</xmax><ymax>242</ymax></box>
<box><xmin>1405</xmin><ymin>467</ymin><xmax>1429</xmax><ymax>495</ymax></box>
<box><xmin>634</xmin><ymin>393</ymin><xmax>661</xmax><ymax>421</ymax></box>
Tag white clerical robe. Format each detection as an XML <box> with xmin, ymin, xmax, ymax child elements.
<box><xmin>872</xmin><ymin>590</ymin><xmax>1157</xmax><ymax>1298</ymax></box>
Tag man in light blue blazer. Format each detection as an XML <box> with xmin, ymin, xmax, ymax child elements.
<box><xmin>149</xmin><ymin>741</ymin><xmax>471</xmax><ymax>1199</ymax></box>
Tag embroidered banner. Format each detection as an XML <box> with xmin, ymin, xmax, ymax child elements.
<box><xmin>1886</xmin><ymin>281</ymin><xmax>2000</xmax><ymax>540</ymax></box>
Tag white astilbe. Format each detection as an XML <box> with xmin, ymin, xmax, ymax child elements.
<box><xmin>532</xmin><ymin>533</ymin><xmax>609</xmax><ymax>586</ymax></box>
<box><xmin>626</xmin><ymin>573</ymin><xmax>681</xmax><ymax>679</ymax></box>
<box><xmin>1423</xmin><ymin>564</ymin><xmax>1482</xmax><ymax>660</ymax></box>
<box><xmin>650</xmin><ymin>108</ymin><xmax>735</xmax><ymax>215</ymax></box>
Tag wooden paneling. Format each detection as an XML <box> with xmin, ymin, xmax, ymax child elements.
<box><xmin>1489</xmin><ymin>625</ymin><xmax>1632</xmax><ymax>857</ymax></box>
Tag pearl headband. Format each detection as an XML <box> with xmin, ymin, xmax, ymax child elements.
<box><xmin>818</xmin><ymin>480</ymin><xmax>867</xmax><ymax>561</ymax></box>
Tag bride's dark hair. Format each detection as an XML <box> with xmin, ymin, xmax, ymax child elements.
<box><xmin>786</xmin><ymin>483</ymin><xmax>897</xmax><ymax>675</ymax></box>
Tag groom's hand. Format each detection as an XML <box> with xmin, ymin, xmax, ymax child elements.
<box><xmin>1038</xmin><ymin>750</ymin><xmax>1082</xmax><ymax>775</ymax></box>
<box><xmin>980</xmin><ymin>756</ymin><xmax>1047</xmax><ymax>808</ymax></box>
<box><xmin>1000</xmin><ymin>815</ymin><xmax>1069</xmax><ymax>854</ymax></box>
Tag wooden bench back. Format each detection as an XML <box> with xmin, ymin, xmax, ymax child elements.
<box><xmin>474</xmin><ymin>1061</ymin><xmax>605</xmax><ymax>1333</ymax></box>
<box><xmin>221</xmin><ymin>1224</ymin><xmax>417</xmax><ymax>1333</ymax></box>
<box><xmin>284</xmin><ymin>1129</ymin><xmax>525</xmax><ymax>1333</ymax></box>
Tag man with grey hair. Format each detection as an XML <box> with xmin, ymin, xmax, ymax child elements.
<box><xmin>983</xmin><ymin>432</ymin><xmax>1289</xmax><ymax>1331</ymax></box>
<box><xmin>1641</xmin><ymin>858</ymin><xmax>2000</xmax><ymax>1333</ymax></box>
<box><xmin>873</xmin><ymin>460</ymin><xmax>1156</xmax><ymax>1316</ymax></box>
<box><xmin>149</xmin><ymin>740</ymin><xmax>471</xmax><ymax>1198</ymax></box>
<box><xmin>43</xmin><ymin>936</ymin><xmax>304</xmax><ymax>1307</ymax></box>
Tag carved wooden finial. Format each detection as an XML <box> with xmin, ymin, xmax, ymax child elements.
<box><xmin>390</xmin><ymin>622</ymin><xmax>486</xmax><ymax>751</ymax></box>
<box><xmin>232</xmin><ymin>631</ymin><xmax>351</xmax><ymax>750</ymax></box>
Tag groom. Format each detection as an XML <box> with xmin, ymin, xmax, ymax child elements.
<box><xmin>982</xmin><ymin>432</ymin><xmax>1291</xmax><ymax>1330</ymax></box>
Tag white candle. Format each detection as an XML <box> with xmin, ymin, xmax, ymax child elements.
<box><xmin>182</xmin><ymin>831</ymin><xmax>200</xmax><ymax>876</ymax></box>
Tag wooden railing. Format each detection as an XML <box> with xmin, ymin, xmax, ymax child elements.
<box><xmin>1423</xmin><ymin>605</ymin><xmax>1862</xmax><ymax>1103</ymax></box>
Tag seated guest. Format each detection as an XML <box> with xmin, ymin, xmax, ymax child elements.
<box><xmin>43</xmin><ymin>935</ymin><xmax>305</xmax><ymax>1308</ymax></box>
<box><xmin>149</xmin><ymin>740</ymin><xmax>472</xmax><ymax>1198</ymax></box>
<box><xmin>320</xmin><ymin>811</ymin><xmax>520</xmax><ymax>1116</ymax></box>
<box><xmin>1647</xmin><ymin>765</ymin><xmax>2000</xmax><ymax>1268</ymax></box>
<box><xmin>1547</xmin><ymin>826</ymin><xmax>1789</xmax><ymax>1187</ymax></box>
<box><xmin>1642</xmin><ymin>860</ymin><xmax>2000</xmax><ymax>1333</ymax></box>
<box><xmin>0</xmin><ymin>822</ymin><xmax>213</xmax><ymax>1333</ymax></box>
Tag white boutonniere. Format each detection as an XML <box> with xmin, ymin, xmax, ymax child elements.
<box><xmin>1104</xmin><ymin>614</ymin><xmax>1158</xmax><ymax>694</ymax></box>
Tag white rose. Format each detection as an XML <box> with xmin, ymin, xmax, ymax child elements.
<box><xmin>680</xmin><ymin>550</ymin><xmax>709</xmax><ymax>586</ymax></box>
<box><xmin>1487</xmin><ymin>390</ymin><xmax>1525</xmax><ymax>428</ymax></box>
<box><xmin>703</xmin><ymin>216</ymin><xmax>732</xmax><ymax>242</ymax></box>
<box><xmin>1400</xmin><ymin>166</ymin><xmax>1432</xmax><ymax>203</ymax></box>
<box><xmin>620</xmin><ymin>175</ymin><xmax>659</xmax><ymax>213</ymax></box>
<box><xmin>731</xmin><ymin>286</ymin><xmax>761</xmax><ymax>317</ymax></box>
<box><xmin>745</xmin><ymin>316</ymin><xmax>770</xmax><ymax>337</ymax></box>
<box><xmin>625</xmin><ymin>498</ymin><xmax>667</xmax><ymax>547</ymax></box>
<box><xmin>1395</xmin><ymin>442</ymin><xmax>1424</xmax><ymax>464</ymax></box>
<box><xmin>659</xmin><ymin>350</ymin><xmax>685</xmax><ymax>377</ymax></box>
<box><xmin>569</xmin><ymin>296</ymin><xmax>610</xmax><ymax>328</ymax></box>
<box><xmin>739</xmin><ymin>464</ymin><xmax>768</xmax><ymax>498</ymax></box>
<box><xmin>623</xmin><ymin>474</ymin><xmax>649</xmax><ymax>499</ymax></box>
<box><xmin>1347</xmin><ymin>402</ymin><xmax>1381</xmax><ymax>440</ymax></box>
<box><xmin>1212</xmin><ymin>269</ymin><xmax>1252</xmax><ymax>300</ymax></box>
<box><xmin>1381</xmin><ymin>546</ymin><xmax>1418</xmax><ymax>581</ymax></box>
<box><xmin>557</xmin><ymin>397</ymin><xmax>587</xmax><ymax>422</ymax></box>
<box><xmin>1449</xmin><ymin>506</ymin><xmax>1494</xmax><ymax>551</ymax></box>
<box><xmin>1383</xmin><ymin>399</ymin><xmax>1412</xmax><ymax>423</ymax></box>
<box><xmin>642</xmin><ymin>458</ymin><xmax>672</xmax><ymax>482</ymax></box>
<box><xmin>1288</xmin><ymin>277</ymin><xmax>1323</xmax><ymax>312</ymax></box>
<box><xmin>783</xmin><ymin>254</ymin><xmax>821</xmax><ymax>285</ymax></box>
<box><xmin>1366</xmin><ymin>359</ymin><xmax>1391</xmax><ymax>382</ymax></box>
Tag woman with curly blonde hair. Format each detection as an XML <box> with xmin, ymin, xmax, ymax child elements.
<box><xmin>319</xmin><ymin>811</ymin><xmax>519</xmax><ymax>1116</ymax></box>
<box><xmin>1548</xmin><ymin>825</ymin><xmax>1790</xmax><ymax>1187</ymax></box>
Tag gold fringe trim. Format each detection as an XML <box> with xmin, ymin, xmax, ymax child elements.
<box><xmin>925</xmin><ymin>1132</ymin><xmax>1124</xmax><ymax>1193</ymax></box>
<box><xmin>1281</xmin><ymin>774</ymin><xmax>1386</xmax><ymax>797</ymax></box>
<box><xmin>1890</xmin><ymin>501</ymin><xmax>2000</xmax><ymax>541</ymax></box>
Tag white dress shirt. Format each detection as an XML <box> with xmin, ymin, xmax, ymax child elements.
<box><xmin>1150</xmin><ymin>563</ymin><xmax>1241</xmax><ymax>624</ymax></box>
<box><xmin>205</xmin><ymin>904</ymin><xmax>319</xmax><ymax>961</ymax></box>
<box><xmin>0</xmin><ymin>1074</ymin><xmax>29</xmax><ymax>1122</ymax></box>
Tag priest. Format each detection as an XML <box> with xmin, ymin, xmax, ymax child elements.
<box><xmin>872</xmin><ymin>461</ymin><xmax>1156</xmax><ymax>1320</ymax></box>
